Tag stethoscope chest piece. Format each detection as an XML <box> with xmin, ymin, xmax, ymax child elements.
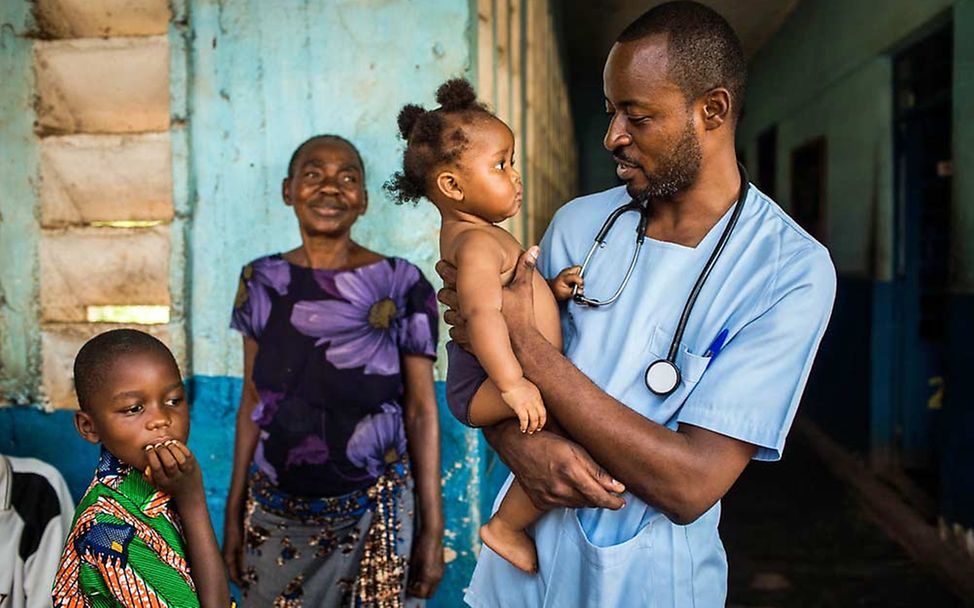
<box><xmin>645</xmin><ymin>358</ymin><xmax>680</xmax><ymax>396</ymax></box>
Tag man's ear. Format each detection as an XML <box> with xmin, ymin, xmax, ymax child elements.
<box><xmin>360</xmin><ymin>189</ymin><xmax>369</xmax><ymax>214</ymax></box>
<box><xmin>282</xmin><ymin>177</ymin><xmax>293</xmax><ymax>206</ymax></box>
<box><xmin>435</xmin><ymin>171</ymin><xmax>464</xmax><ymax>203</ymax></box>
<box><xmin>701</xmin><ymin>88</ymin><xmax>731</xmax><ymax>130</ymax></box>
<box><xmin>74</xmin><ymin>410</ymin><xmax>100</xmax><ymax>445</ymax></box>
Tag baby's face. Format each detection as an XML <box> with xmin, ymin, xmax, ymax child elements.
<box><xmin>454</xmin><ymin>116</ymin><xmax>522</xmax><ymax>223</ymax></box>
<box><xmin>80</xmin><ymin>351</ymin><xmax>190</xmax><ymax>472</ymax></box>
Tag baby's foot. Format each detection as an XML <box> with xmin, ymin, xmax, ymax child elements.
<box><xmin>480</xmin><ymin>519</ymin><xmax>538</xmax><ymax>574</ymax></box>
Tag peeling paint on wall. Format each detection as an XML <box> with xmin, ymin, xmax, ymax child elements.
<box><xmin>186</xmin><ymin>0</ymin><xmax>471</xmax><ymax>380</ymax></box>
<box><xmin>0</xmin><ymin>3</ymin><xmax>42</xmax><ymax>404</ymax></box>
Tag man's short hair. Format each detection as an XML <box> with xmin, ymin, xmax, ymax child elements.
<box><xmin>73</xmin><ymin>329</ymin><xmax>176</xmax><ymax>411</ymax></box>
<box><xmin>617</xmin><ymin>1</ymin><xmax>746</xmax><ymax>121</ymax></box>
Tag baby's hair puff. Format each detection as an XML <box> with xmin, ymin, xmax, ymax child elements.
<box><xmin>386</xmin><ymin>78</ymin><xmax>494</xmax><ymax>205</ymax></box>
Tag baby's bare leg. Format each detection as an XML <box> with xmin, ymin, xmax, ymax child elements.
<box><xmin>481</xmin><ymin>479</ymin><xmax>542</xmax><ymax>573</ymax></box>
<box><xmin>468</xmin><ymin>379</ymin><xmax>553</xmax><ymax>573</ymax></box>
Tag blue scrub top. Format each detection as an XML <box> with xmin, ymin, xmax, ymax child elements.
<box><xmin>465</xmin><ymin>183</ymin><xmax>836</xmax><ymax>607</ymax></box>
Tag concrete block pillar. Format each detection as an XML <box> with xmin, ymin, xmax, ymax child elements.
<box><xmin>28</xmin><ymin>0</ymin><xmax>180</xmax><ymax>410</ymax></box>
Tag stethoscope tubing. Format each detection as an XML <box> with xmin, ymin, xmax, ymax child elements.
<box><xmin>573</xmin><ymin>201</ymin><xmax>649</xmax><ymax>307</ymax></box>
<box><xmin>666</xmin><ymin>172</ymin><xmax>749</xmax><ymax>362</ymax></box>
<box><xmin>572</xmin><ymin>164</ymin><xmax>750</xmax><ymax>395</ymax></box>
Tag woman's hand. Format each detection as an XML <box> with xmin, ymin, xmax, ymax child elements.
<box><xmin>407</xmin><ymin>527</ymin><xmax>444</xmax><ymax>599</ymax></box>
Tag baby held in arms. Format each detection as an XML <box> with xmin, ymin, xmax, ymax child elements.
<box><xmin>386</xmin><ymin>78</ymin><xmax>608</xmax><ymax>573</ymax></box>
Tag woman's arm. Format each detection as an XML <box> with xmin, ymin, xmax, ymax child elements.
<box><xmin>223</xmin><ymin>336</ymin><xmax>260</xmax><ymax>586</ymax></box>
<box><xmin>400</xmin><ymin>354</ymin><xmax>444</xmax><ymax>599</ymax></box>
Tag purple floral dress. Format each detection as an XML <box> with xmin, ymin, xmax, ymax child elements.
<box><xmin>231</xmin><ymin>254</ymin><xmax>438</xmax><ymax>498</ymax></box>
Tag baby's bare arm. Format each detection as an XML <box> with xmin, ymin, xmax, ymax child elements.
<box><xmin>455</xmin><ymin>231</ymin><xmax>522</xmax><ymax>388</ymax></box>
<box><xmin>455</xmin><ymin>231</ymin><xmax>545</xmax><ymax>432</ymax></box>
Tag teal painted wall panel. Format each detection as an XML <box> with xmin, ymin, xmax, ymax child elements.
<box><xmin>185</xmin><ymin>0</ymin><xmax>470</xmax><ymax>379</ymax></box>
<box><xmin>0</xmin><ymin>2</ymin><xmax>42</xmax><ymax>404</ymax></box>
<box><xmin>744</xmin><ymin>51</ymin><xmax>895</xmax><ymax>279</ymax></box>
<box><xmin>180</xmin><ymin>1</ymin><xmax>493</xmax><ymax>602</ymax></box>
<box><xmin>742</xmin><ymin>0</ymin><xmax>974</xmax><ymax>531</ymax></box>
<box><xmin>0</xmin><ymin>408</ymin><xmax>99</xmax><ymax>500</ymax></box>
<box><xmin>742</xmin><ymin>0</ymin><xmax>952</xmax><ymax>143</ymax></box>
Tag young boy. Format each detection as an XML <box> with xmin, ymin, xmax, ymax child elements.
<box><xmin>52</xmin><ymin>329</ymin><xmax>231</xmax><ymax>608</ymax></box>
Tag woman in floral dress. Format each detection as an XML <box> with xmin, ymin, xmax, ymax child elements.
<box><xmin>222</xmin><ymin>135</ymin><xmax>444</xmax><ymax>607</ymax></box>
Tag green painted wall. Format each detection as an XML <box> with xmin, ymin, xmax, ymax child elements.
<box><xmin>0</xmin><ymin>2</ymin><xmax>41</xmax><ymax>404</ymax></box>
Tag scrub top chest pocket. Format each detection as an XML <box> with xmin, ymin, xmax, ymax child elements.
<box><xmin>646</xmin><ymin>325</ymin><xmax>710</xmax><ymax>386</ymax></box>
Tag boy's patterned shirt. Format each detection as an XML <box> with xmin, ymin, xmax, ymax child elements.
<box><xmin>52</xmin><ymin>447</ymin><xmax>199</xmax><ymax>608</ymax></box>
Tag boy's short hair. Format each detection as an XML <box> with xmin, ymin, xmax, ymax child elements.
<box><xmin>73</xmin><ymin>329</ymin><xmax>177</xmax><ymax>411</ymax></box>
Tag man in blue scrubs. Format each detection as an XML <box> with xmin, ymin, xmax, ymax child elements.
<box><xmin>438</xmin><ymin>2</ymin><xmax>836</xmax><ymax>605</ymax></box>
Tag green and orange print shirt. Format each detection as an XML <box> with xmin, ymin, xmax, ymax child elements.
<box><xmin>52</xmin><ymin>447</ymin><xmax>199</xmax><ymax>608</ymax></box>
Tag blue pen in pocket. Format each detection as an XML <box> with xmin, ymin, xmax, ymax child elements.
<box><xmin>704</xmin><ymin>328</ymin><xmax>729</xmax><ymax>366</ymax></box>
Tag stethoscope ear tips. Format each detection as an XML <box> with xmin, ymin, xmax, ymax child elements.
<box><xmin>645</xmin><ymin>359</ymin><xmax>680</xmax><ymax>396</ymax></box>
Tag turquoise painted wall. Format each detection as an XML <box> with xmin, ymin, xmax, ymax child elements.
<box><xmin>0</xmin><ymin>2</ymin><xmax>41</xmax><ymax>405</ymax></box>
<box><xmin>179</xmin><ymin>1</ymin><xmax>495</xmax><ymax>604</ymax></box>
<box><xmin>2</xmin><ymin>2</ymin><xmax>509</xmax><ymax>604</ymax></box>
<box><xmin>185</xmin><ymin>0</ymin><xmax>467</xmax><ymax>379</ymax></box>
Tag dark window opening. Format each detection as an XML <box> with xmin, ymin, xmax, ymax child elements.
<box><xmin>757</xmin><ymin>125</ymin><xmax>777</xmax><ymax>199</ymax></box>
<box><xmin>790</xmin><ymin>137</ymin><xmax>827</xmax><ymax>243</ymax></box>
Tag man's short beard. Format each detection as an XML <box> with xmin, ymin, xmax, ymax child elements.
<box><xmin>630</xmin><ymin>118</ymin><xmax>702</xmax><ymax>207</ymax></box>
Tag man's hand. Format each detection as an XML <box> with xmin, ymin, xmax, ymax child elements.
<box><xmin>484</xmin><ymin>422</ymin><xmax>626</xmax><ymax>511</ymax></box>
<box><xmin>436</xmin><ymin>246</ymin><xmax>542</xmax><ymax>349</ymax></box>
<box><xmin>498</xmin><ymin>247</ymin><xmax>539</xmax><ymax>334</ymax></box>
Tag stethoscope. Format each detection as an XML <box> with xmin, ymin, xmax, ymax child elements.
<box><xmin>572</xmin><ymin>164</ymin><xmax>750</xmax><ymax>396</ymax></box>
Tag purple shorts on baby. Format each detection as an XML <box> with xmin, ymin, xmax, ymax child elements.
<box><xmin>445</xmin><ymin>341</ymin><xmax>488</xmax><ymax>427</ymax></box>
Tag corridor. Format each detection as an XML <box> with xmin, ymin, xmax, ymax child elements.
<box><xmin>722</xmin><ymin>422</ymin><xmax>964</xmax><ymax>607</ymax></box>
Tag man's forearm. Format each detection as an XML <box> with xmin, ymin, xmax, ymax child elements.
<box><xmin>507</xmin><ymin>324</ymin><xmax>717</xmax><ymax>523</ymax></box>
